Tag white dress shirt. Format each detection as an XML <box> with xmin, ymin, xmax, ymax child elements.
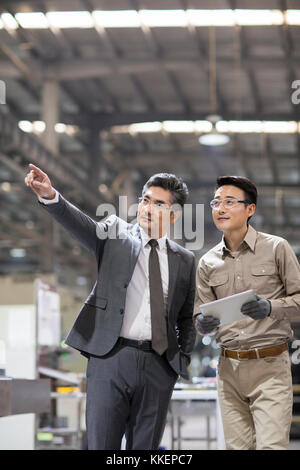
<box><xmin>120</xmin><ymin>227</ymin><xmax>169</xmax><ymax>341</ymax></box>
<box><xmin>38</xmin><ymin>190</ymin><xmax>169</xmax><ymax>341</ymax></box>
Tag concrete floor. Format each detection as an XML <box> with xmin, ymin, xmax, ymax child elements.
<box><xmin>161</xmin><ymin>415</ymin><xmax>300</xmax><ymax>450</ymax></box>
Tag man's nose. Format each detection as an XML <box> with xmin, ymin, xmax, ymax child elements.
<box><xmin>145</xmin><ymin>203</ymin><xmax>153</xmax><ymax>215</ymax></box>
<box><xmin>217</xmin><ymin>205</ymin><xmax>226</xmax><ymax>214</ymax></box>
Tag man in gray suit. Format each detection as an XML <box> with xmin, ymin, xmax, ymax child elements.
<box><xmin>25</xmin><ymin>163</ymin><xmax>196</xmax><ymax>450</ymax></box>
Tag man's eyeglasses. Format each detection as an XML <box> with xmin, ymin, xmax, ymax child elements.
<box><xmin>210</xmin><ymin>197</ymin><xmax>252</xmax><ymax>210</ymax></box>
<box><xmin>138</xmin><ymin>196</ymin><xmax>171</xmax><ymax>211</ymax></box>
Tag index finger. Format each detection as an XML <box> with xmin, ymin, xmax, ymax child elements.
<box><xmin>28</xmin><ymin>163</ymin><xmax>46</xmax><ymax>176</ymax></box>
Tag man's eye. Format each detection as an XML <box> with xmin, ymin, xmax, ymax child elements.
<box><xmin>225</xmin><ymin>200</ymin><xmax>234</xmax><ymax>205</ymax></box>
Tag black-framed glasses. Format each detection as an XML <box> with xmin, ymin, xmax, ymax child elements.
<box><xmin>210</xmin><ymin>197</ymin><xmax>252</xmax><ymax>210</ymax></box>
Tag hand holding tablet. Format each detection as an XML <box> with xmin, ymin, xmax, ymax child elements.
<box><xmin>199</xmin><ymin>290</ymin><xmax>257</xmax><ymax>327</ymax></box>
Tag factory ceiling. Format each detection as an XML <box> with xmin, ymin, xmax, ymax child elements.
<box><xmin>0</xmin><ymin>0</ymin><xmax>300</xmax><ymax>289</ymax></box>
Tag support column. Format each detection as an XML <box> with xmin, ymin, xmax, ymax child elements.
<box><xmin>41</xmin><ymin>80</ymin><xmax>59</xmax><ymax>154</ymax></box>
<box><xmin>41</xmin><ymin>80</ymin><xmax>59</xmax><ymax>272</ymax></box>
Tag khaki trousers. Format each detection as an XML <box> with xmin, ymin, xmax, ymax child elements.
<box><xmin>217</xmin><ymin>350</ymin><xmax>293</xmax><ymax>450</ymax></box>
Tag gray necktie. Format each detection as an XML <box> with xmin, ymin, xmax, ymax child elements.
<box><xmin>148</xmin><ymin>239</ymin><xmax>168</xmax><ymax>355</ymax></box>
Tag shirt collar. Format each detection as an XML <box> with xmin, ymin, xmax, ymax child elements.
<box><xmin>139</xmin><ymin>226</ymin><xmax>167</xmax><ymax>250</ymax></box>
<box><xmin>221</xmin><ymin>224</ymin><xmax>257</xmax><ymax>254</ymax></box>
<box><xmin>243</xmin><ymin>224</ymin><xmax>257</xmax><ymax>252</ymax></box>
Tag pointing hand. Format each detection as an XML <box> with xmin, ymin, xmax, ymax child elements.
<box><xmin>24</xmin><ymin>163</ymin><xmax>56</xmax><ymax>199</ymax></box>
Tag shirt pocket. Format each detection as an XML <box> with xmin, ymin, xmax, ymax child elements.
<box><xmin>208</xmin><ymin>272</ymin><xmax>229</xmax><ymax>299</ymax></box>
<box><xmin>250</xmin><ymin>264</ymin><xmax>278</xmax><ymax>294</ymax></box>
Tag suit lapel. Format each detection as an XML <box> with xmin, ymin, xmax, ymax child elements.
<box><xmin>167</xmin><ymin>239</ymin><xmax>180</xmax><ymax>316</ymax></box>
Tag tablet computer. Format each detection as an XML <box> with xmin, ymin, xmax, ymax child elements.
<box><xmin>199</xmin><ymin>290</ymin><xmax>257</xmax><ymax>326</ymax></box>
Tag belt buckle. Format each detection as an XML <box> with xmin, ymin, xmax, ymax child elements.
<box><xmin>237</xmin><ymin>350</ymin><xmax>249</xmax><ymax>360</ymax></box>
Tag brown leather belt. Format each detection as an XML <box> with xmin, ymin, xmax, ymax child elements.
<box><xmin>221</xmin><ymin>343</ymin><xmax>288</xmax><ymax>360</ymax></box>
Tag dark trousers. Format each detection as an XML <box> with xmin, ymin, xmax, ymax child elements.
<box><xmin>86</xmin><ymin>341</ymin><xmax>178</xmax><ymax>450</ymax></box>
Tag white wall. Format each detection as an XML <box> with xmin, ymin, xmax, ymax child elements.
<box><xmin>0</xmin><ymin>304</ymin><xmax>36</xmax><ymax>450</ymax></box>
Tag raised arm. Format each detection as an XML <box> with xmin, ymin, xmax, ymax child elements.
<box><xmin>24</xmin><ymin>163</ymin><xmax>108</xmax><ymax>256</ymax></box>
<box><xmin>25</xmin><ymin>163</ymin><xmax>57</xmax><ymax>200</ymax></box>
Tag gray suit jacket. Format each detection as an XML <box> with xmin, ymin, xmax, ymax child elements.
<box><xmin>39</xmin><ymin>194</ymin><xmax>196</xmax><ymax>379</ymax></box>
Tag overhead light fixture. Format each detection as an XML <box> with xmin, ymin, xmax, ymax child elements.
<box><xmin>18</xmin><ymin>120</ymin><xmax>33</xmax><ymax>133</ymax></box>
<box><xmin>129</xmin><ymin>122</ymin><xmax>162</xmax><ymax>134</ymax></box>
<box><xmin>10</xmin><ymin>248</ymin><xmax>26</xmax><ymax>258</ymax></box>
<box><xmin>194</xmin><ymin>121</ymin><xmax>213</xmax><ymax>133</ymax></box>
<box><xmin>15</xmin><ymin>12</ymin><xmax>49</xmax><ymax>29</ymax></box>
<box><xmin>139</xmin><ymin>9</ymin><xmax>188</xmax><ymax>27</ymax></box>
<box><xmin>187</xmin><ymin>9</ymin><xmax>235</xmax><ymax>26</ymax></box>
<box><xmin>262</xmin><ymin>121</ymin><xmax>298</xmax><ymax>133</ymax></box>
<box><xmin>93</xmin><ymin>10</ymin><xmax>141</xmax><ymax>28</ymax></box>
<box><xmin>234</xmin><ymin>9</ymin><xmax>283</xmax><ymax>26</ymax></box>
<box><xmin>1</xmin><ymin>13</ymin><xmax>18</xmax><ymax>30</ymax></box>
<box><xmin>98</xmin><ymin>183</ymin><xmax>108</xmax><ymax>194</ymax></box>
<box><xmin>199</xmin><ymin>131</ymin><xmax>230</xmax><ymax>146</ymax></box>
<box><xmin>4</xmin><ymin>9</ymin><xmax>300</xmax><ymax>29</ymax></box>
<box><xmin>110</xmin><ymin>120</ymin><xmax>300</xmax><ymax>135</ymax></box>
<box><xmin>162</xmin><ymin>121</ymin><xmax>196</xmax><ymax>133</ymax></box>
<box><xmin>284</xmin><ymin>10</ymin><xmax>300</xmax><ymax>25</ymax></box>
<box><xmin>18</xmin><ymin>120</ymin><xmax>78</xmax><ymax>136</ymax></box>
<box><xmin>33</xmin><ymin>121</ymin><xmax>46</xmax><ymax>133</ymax></box>
<box><xmin>216</xmin><ymin>120</ymin><xmax>263</xmax><ymax>133</ymax></box>
<box><xmin>199</xmin><ymin>115</ymin><xmax>230</xmax><ymax>146</ymax></box>
<box><xmin>1</xmin><ymin>182</ymin><xmax>12</xmax><ymax>192</ymax></box>
<box><xmin>46</xmin><ymin>11</ymin><xmax>94</xmax><ymax>29</ymax></box>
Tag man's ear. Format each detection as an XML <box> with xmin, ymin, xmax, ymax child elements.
<box><xmin>247</xmin><ymin>203</ymin><xmax>256</xmax><ymax>218</ymax></box>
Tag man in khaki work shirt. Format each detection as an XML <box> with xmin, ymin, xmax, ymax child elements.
<box><xmin>194</xmin><ymin>175</ymin><xmax>300</xmax><ymax>450</ymax></box>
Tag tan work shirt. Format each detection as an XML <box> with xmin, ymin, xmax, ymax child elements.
<box><xmin>194</xmin><ymin>225</ymin><xmax>300</xmax><ymax>350</ymax></box>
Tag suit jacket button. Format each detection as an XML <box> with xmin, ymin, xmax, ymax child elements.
<box><xmin>120</xmin><ymin>308</ymin><xmax>124</xmax><ymax>314</ymax></box>
<box><xmin>124</xmin><ymin>283</ymin><xmax>128</xmax><ymax>288</ymax></box>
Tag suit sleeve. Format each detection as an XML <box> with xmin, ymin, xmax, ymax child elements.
<box><xmin>176</xmin><ymin>254</ymin><xmax>196</xmax><ymax>359</ymax></box>
<box><xmin>38</xmin><ymin>192</ymin><xmax>116</xmax><ymax>259</ymax></box>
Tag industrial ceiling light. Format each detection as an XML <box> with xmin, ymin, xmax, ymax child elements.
<box><xmin>46</xmin><ymin>11</ymin><xmax>94</xmax><ymax>29</ymax></box>
<box><xmin>1</xmin><ymin>13</ymin><xmax>18</xmax><ymax>30</ymax></box>
<box><xmin>93</xmin><ymin>10</ymin><xmax>141</xmax><ymax>28</ymax></box>
<box><xmin>199</xmin><ymin>115</ymin><xmax>230</xmax><ymax>146</ymax></box>
<box><xmin>199</xmin><ymin>130</ymin><xmax>230</xmax><ymax>146</ymax></box>
<box><xmin>15</xmin><ymin>12</ymin><xmax>49</xmax><ymax>28</ymax></box>
<box><xmin>139</xmin><ymin>9</ymin><xmax>188</xmax><ymax>27</ymax></box>
<box><xmin>234</xmin><ymin>9</ymin><xmax>283</xmax><ymax>25</ymax></box>
<box><xmin>4</xmin><ymin>9</ymin><xmax>300</xmax><ymax>29</ymax></box>
<box><xmin>187</xmin><ymin>9</ymin><xmax>235</xmax><ymax>26</ymax></box>
<box><xmin>10</xmin><ymin>248</ymin><xmax>26</xmax><ymax>258</ymax></box>
<box><xmin>286</xmin><ymin>10</ymin><xmax>300</xmax><ymax>25</ymax></box>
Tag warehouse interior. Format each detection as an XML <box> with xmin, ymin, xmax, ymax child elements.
<box><xmin>0</xmin><ymin>0</ymin><xmax>300</xmax><ymax>450</ymax></box>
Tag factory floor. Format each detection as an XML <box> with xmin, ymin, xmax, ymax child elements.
<box><xmin>160</xmin><ymin>415</ymin><xmax>300</xmax><ymax>450</ymax></box>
